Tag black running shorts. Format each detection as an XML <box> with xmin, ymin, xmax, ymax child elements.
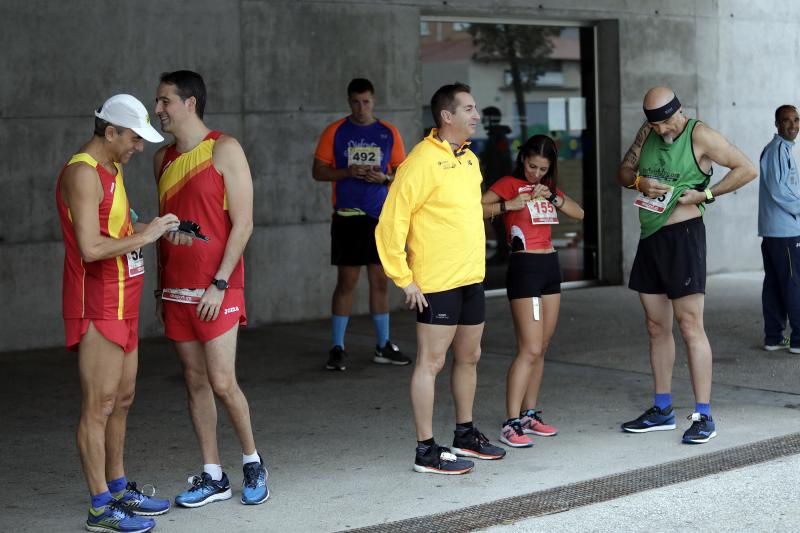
<box><xmin>330</xmin><ymin>213</ymin><xmax>381</xmax><ymax>266</ymax></box>
<box><xmin>417</xmin><ymin>283</ymin><xmax>485</xmax><ymax>325</ymax></box>
<box><xmin>506</xmin><ymin>252</ymin><xmax>562</xmax><ymax>300</ymax></box>
<box><xmin>628</xmin><ymin>217</ymin><xmax>706</xmax><ymax>299</ymax></box>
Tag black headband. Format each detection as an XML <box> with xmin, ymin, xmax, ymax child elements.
<box><xmin>644</xmin><ymin>95</ymin><xmax>680</xmax><ymax>123</ymax></box>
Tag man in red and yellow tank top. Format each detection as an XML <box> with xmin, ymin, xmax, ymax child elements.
<box><xmin>58</xmin><ymin>94</ymin><xmax>181</xmax><ymax>532</ymax></box>
<box><xmin>153</xmin><ymin>71</ymin><xmax>269</xmax><ymax>507</ymax></box>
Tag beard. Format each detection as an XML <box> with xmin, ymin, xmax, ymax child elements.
<box><xmin>661</xmin><ymin>134</ymin><xmax>674</xmax><ymax>145</ymax></box>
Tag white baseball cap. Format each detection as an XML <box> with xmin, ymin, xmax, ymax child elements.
<box><xmin>95</xmin><ymin>94</ymin><xmax>164</xmax><ymax>143</ymax></box>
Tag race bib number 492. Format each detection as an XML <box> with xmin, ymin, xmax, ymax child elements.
<box><xmin>347</xmin><ymin>146</ymin><xmax>382</xmax><ymax>166</ymax></box>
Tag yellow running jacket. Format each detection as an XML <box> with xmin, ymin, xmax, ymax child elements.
<box><xmin>375</xmin><ymin>129</ymin><xmax>485</xmax><ymax>293</ymax></box>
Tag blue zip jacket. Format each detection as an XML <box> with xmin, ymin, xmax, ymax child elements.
<box><xmin>759</xmin><ymin>134</ymin><xmax>800</xmax><ymax>237</ymax></box>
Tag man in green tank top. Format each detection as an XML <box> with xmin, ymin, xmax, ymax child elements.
<box><xmin>616</xmin><ymin>86</ymin><xmax>756</xmax><ymax>444</ymax></box>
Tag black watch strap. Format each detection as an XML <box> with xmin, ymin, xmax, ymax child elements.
<box><xmin>212</xmin><ymin>278</ymin><xmax>228</xmax><ymax>290</ymax></box>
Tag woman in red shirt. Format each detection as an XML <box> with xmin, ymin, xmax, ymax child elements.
<box><xmin>482</xmin><ymin>135</ymin><xmax>584</xmax><ymax>448</ymax></box>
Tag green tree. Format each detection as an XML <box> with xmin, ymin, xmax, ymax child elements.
<box><xmin>468</xmin><ymin>24</ymin><xmax>556</xmax><ymax>142</ymax></box>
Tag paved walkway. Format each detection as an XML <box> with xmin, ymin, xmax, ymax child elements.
<box><xmin>1</xmin><ymin>272</ymin><xmax>798</xmax><ymax>532</ymax></box>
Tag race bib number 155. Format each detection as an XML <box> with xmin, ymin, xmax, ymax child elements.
<box><xmin>527</xmin><ymin>198</ymin><xmax>559</xmax><ymax>225</ymax></box>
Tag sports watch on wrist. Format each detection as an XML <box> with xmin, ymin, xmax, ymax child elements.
<box><xmin>212</xmin><ymin>278</ymin><xmax>228</xmax><ymax>290</ymax></box>
<box><xmin>703</xmin><ymin>188</ymin><xmax>715</xmax><ymax>204</ymax></box>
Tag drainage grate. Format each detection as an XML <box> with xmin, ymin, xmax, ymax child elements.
<box><xmin>342</xmin><ymin>432</ymin><xmax>800</xmax><ymax>533</ymax></box>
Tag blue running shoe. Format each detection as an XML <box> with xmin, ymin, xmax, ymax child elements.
<box><xmin>682</xmin><ymin>412</ymin><xmax>717</xmax><ymax>444</ymax></box>
<box><xmin>116</xmin><ymin>482</ymin><xmax>170</xmax><ymax>516</ymax></box>
<box><xmin>86</xmin><ymin>500</ymin><xmax>155</xmax><ymax>533</ymax></box>
<box><xmin>175</xmin><ymin>472</ymin><xmax>232</xmax><ymax>508</ymax></box>
<box><xmin>621</xmin><ymin>406</ymin><xmax>676</xmax><ymax>433</ymax></box>
<box><xmin>241</xmin><ymin>455</ymin><xmax>270</xmax><ymax>505</ymax></box>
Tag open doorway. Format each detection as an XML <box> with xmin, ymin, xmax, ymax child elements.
<box><xmin>420</xmin><ymin>19</ymin><xmax>599</xmax><ymax>290</ymax></box>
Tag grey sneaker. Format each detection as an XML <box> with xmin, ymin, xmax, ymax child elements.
<box><xmin>374</xmin><ymin>341</ymin><xmax>411</xmax><ymax>366</ymax></box>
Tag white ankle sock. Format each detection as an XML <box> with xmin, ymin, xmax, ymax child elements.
<box><xmin>243</xmin><ymin>450</ymin><xmax>260</xmax><ymax>465</ymax></box>
<box><xmin>203</xmin><ymin>464</ymin><xmax>223</xmax><ymax>481</ymax></box>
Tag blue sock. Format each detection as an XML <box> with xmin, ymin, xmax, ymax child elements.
<box><xmin>107</xmin><ymin>476</ymin><xmax>127</xmax><ymax>496</ymax></box>
<box><xmin>695</xmin><ymin>403</ymin><xmax>711</xmax><ymax>417</ymax></box>
<box><xmin>91</xmin><ymin>491</ymin><xmax>113</xmax><ymax>509</ymax></box>
<box><xmin>654</xmin><ymin>393</ymin><xmax>672</xmax><ymax>410</ymax></box>
<box><xmin>372</xmin><ymin>313</ymin><xmax>389</xmax><ymax>347</ymax></box>
<box><xmin>332</xmin><ymin>315</ymin><xmax>349</xmax><ymax>348</ymax></box>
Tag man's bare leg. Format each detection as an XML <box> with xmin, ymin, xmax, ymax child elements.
<box><xmin>104</xmin><ymin>347</ymin><xmax>139</xmax><ymax>484</ymax></box>
<box><xmin>205</xmin><ymin>324</ymin><xmax>256</xmax><ymax>456</ymax></box>
<box><xmin>410</xmin><ymin>323</ymin><xmax>457</xmax><ymax>440</ymax></box>
<box><xmin>176</xmin><ymin>340</ymin><xmax>220</xmax><ymax>466</ymax></box>
<box><xmin>77</xmin><ymin>323</ymin><xmax>125</xmax><ymax>495</ymax></box>
<box><xmin>450</xmin><ymin>323</ymin><xmax>484</xmax><ymax>424</ymax></box>
<box><xmin>673</xmin><ymin>293</ymin><xmax>712</xmax><ymax>404</ymax></box>
<box><xmin>640</xmin><ymin>293</ymin><xmax>676</xmax><ymax>394</ymax></box>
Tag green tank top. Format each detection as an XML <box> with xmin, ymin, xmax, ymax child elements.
<box><xmin>638</xmin><ymin>118</ymin><xmax>712</xmax><ymax>238</ymax></box>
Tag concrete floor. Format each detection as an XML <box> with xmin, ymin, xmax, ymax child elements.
<box><xmin>2</xmin><ymin>272</ymin><xmax>798</xmax><ymax>532</ymax></box>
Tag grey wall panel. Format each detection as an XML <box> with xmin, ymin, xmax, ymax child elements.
<box><xmin>0</xmin><ymin>0</ymin><xmax>243</xmax><ymax>118</ymax></box>
<box><xmin>0</xmin><ymin>242</ymin><xmax>66</xmax><ymax>351</ymax></box>
<box><xmin>242</xmin><ymin>223</ymin><xmax>405</xmax><ymax>326</ymax></box>
<box><xmin>241</xmin><ymin>1</ymin><xmax>419</xmax><ymax>112</ymax></box>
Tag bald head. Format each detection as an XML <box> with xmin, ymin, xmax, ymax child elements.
<box><xmin>643</xmin><ymin>87</ymin><xmax>675</xmax><ymax>110</ymax></box>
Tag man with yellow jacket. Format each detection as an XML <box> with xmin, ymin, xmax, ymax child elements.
<box><xmin>376</xmin><ymin>83</ymin><xmax>506</xmax><ymax>474</ymax></box>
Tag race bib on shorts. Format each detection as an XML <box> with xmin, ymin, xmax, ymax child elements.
<box><xmin>347</xmin><ymin>146</ymin><xmax>382</xmax><ymax>166</ymax></box>
<box><xmin>634</xmin><ymin>184</ymin><xmax>674</xmax><ymax>214</ymax></box>
<box><xmin>126</xmin><ymin>248</ymin><xmax>144</xmax><ymax>277</ymax></box>
<box><xmin>162</xmin><ymin>288</ymin><xmax>205</xmax><ymax>304</ymax></box>
<box><xmin>527</xmin><ymin>198</ymin><xmax>559</xmax><ymax>225</ymax></box>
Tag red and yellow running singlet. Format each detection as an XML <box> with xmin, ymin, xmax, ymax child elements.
<box><xmin>56</xmin><ymin>153</ymin><xmax>144</xmax><ymax>320</ymax></box>
<box><xmin>158</xmin><ymin>131</ymin><xmax>244</xmax><ymax>289</ymax></box>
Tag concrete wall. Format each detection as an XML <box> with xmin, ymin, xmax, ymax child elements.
<box><xmin>0</xmin><ymin>0</ymin><xmax>792</xmax><ymax>351</ymax></box>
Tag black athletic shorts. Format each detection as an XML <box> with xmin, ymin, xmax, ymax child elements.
<box><xmin>331</xmin><ymin>213</ymin><xmax>381</xmax><ymax>266</ymax></box>
<box><xmin>506</xmin><ymin>252</ymin><xmax>562</xmax><ymax>300</ymax></box>
<box><xmin>628</xmin><ymin>217</ymin><xmax>706</xmax><ymax>299</ymax></box>
<box><xmin>417</xmin><ymin>283</ymin><xmax>485</xmax><ymax>325</ymax></box>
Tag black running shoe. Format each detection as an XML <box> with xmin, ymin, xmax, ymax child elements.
<box><xmin>326</xmin><ymin>346</ymin><xmax>347</xmax><ymax>371</ymax></box>
<box><xmin>621</xmin><ymin>406</ymin><xmax>676</xmax><ymax>433</ymax></box>
<box><xmin>682</xmin><ymin>413</ymin><xmax>717</xmax><ymax>444</ymax></box>
<box><xmin>413</xmin><ymin>444</ymin><xmax>474</xmax><ymax>475</ymax></box>
<box><xmin>374</xmin><ymin>341</ymin><xmax>411</xmax><ymax>365</ymax></box>
<box><xmin>451</xmin><ymin>427</ymin><xmax>506</xmax><ymax>460</ymax></box>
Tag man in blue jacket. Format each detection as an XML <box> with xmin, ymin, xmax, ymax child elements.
<box><xmin>759</xmin><ymin>104</ymin><xmax>800</xmax><ymax>353</ymax></box>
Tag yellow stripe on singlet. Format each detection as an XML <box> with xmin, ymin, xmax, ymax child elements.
<box><xmin>159</xmin><ymin>138</ymin><xmax>217</xmax><ymax>209</ymax></box>
<box><xmin>67</xmin><ymin>153</ymin><xmax>100</xmax><ymax>168</ymax></box>
<box><xmin>107</xmin><ymin>163</ymin><xmax>128</xmax><ymax>320</ymax></box>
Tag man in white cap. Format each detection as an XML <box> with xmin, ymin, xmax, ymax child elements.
<box><xmin>57</xmin><ymin>94</ymin><xmax>186</xmax><ymax>532</ymax></box>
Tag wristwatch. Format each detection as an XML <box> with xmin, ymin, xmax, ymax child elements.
<box><xmin>212</xmin><ymin>278</ymin><xmax>228</xmax><ymax>290</ymax></box>
<box><xmin>703</xmin><ymin>188</ymin><xmax>715</xmax><ymax>204</ymax></box>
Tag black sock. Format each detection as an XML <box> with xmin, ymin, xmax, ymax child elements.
<box><xmin>416</xmin><ymin>438</ymin><xmax>435</xmax><ymax>454</ymax></box>
<box><xmin>455</xmin><ymin>421</ymin><xmax>474</xmax><ymax>433</ymax></box>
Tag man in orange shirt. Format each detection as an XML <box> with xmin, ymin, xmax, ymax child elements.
<box><xmin>313</xmin><ymin>78</ymin><xmax>410</xmax><ymax>370</ymax></box>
